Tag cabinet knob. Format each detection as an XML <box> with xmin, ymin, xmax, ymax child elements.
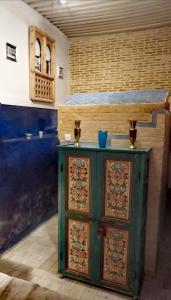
<box><xmin>98</xmin><ymin>227</ymin><xmax>106</xmax><ymax>236</ymax></box>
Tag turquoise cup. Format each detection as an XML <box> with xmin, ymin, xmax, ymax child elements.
<box><xmin>98</xmin><ymin>130</ymin><xmax>108</xmax><ymax>148</ymax></box>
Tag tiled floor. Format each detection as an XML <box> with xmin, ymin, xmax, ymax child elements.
<box><xmin>0</xmin><ymin>192</ymin><xmax>171</xmax><ymax>300</ymax></box>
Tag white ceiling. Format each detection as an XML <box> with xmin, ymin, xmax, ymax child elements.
<box><xmin>24</xmin><ymin>0</ymin><xmax>171</xmax><ymax>38</ymax></box>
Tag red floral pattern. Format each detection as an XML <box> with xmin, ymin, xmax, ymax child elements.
<box><xmin>105</xmin><ymin>160</ymin><xmax>131</xmax><ymax>220</ymax></box>
<box><xmin>68</xmin><ymin>219</ymin><xmax>89</xmax><ymax>274</ymax></box>
<box><xmin>103</xmin><ymin>227</ymin><xmax>128</xmax><ymax>285</ymax></box>
<box><xmin>68</xmin><ymin>156</ymin><xmax>90</xmax><ymax>213</ymax></box>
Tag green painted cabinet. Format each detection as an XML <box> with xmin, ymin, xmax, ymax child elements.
<box><xmin>58</xmin><ymin>143</ymin><xmax>150</xmax><ymax>298</ymax></box>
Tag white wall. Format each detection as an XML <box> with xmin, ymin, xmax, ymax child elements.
<box><xmin>0</xmin><ymin>0</ymin><xmax>69</xmax><ymax>109</ymax></box>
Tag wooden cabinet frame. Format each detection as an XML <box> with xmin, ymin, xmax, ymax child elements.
<box><xmin>58</xmin><ymin>144</ymin><xmax>150</xmax><ymax>298</ymax></box>
<box><xmin>29</xmin><ymin>26</ymin><xmax>56</xmax><ymax>103</ymax></box>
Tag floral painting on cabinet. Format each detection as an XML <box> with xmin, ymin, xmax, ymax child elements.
<box><xmin>105</xmin><ymin>160</ymin><xmax>132</xmax><ymax>220</ymax></box>
<box><xmin>103</xmin><ymin>227</ymin><xmax>128</xmax><ymax>285</ymax></box>
<box><xmin>68</xmin><ymin>156</ymin><xmax>90</xmax><ymax>213</ymax></box>
<box><xmin>68</xmin><ymin>219</ymin><xmax>89</xmax><ymax>274</ymax></box>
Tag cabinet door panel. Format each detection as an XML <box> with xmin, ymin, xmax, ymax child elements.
<box><xmin>102</xmin><ymin>226</ymin><xmax>129</xmax><ymax>286</ymax></box>
<box><xmin>67</xmin><ymin>218</ymin><xmax>90</xmax><ymax>276</ymax></box>
<box><xmin>68</xmin><ymin>156</ymin><xmax>90</xmax><ymax>214</ymax></box>
<box><xmin>104</xmin><ymin>159</ymin><xmax>132</xmax><ymax>220</ymax></box>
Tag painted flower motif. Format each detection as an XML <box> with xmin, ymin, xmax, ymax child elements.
<box><xmin>75</xmin><ymin>159</ymin><xmax>85</xmax><ymax>168</ymax></box>
<box><xmin>68</xmin><ymin>157</ymin><xmax>90</xmax><ymax>213</ymax></box>
<box><xmin>111</xmin><ymin>183</ymin><xmax>124</xmax><ymax>194</ymax></box>
<box><xmin>68</xmin><ymin>220</ymin><xmax>89</xmax><ymax>274</ymax></box>
<box><xmin>75</xmin><ymin>222</ymin><xmax>84</xmax><ymax>230</ymax></box>
<box><xmin>111</xmin><ymin>162</ymin><xmax>122</xmax><ymax>171</ymax></box>
<box><xmin>112</xmin><ymin>231</ymin><xmax>121</xmax><ymax>239</ymax></box>
<box><xmin>74</xmin><ymin>179</ymin><xmax>83</xmax><ymax>189</ymax></box>
<box><xmin>103</xmin><ymin>227</ymin><xmax>128</xmax><ymax>285</ymax></box>
<box><xmin>105</xmin><ymin>160</ymin><xmax>131</xmax><ymax>219</ymax></box>
<box><xmin>75</xmin><ymin>240</ymin><xmax>82</xmax><ymax>250</ymax></box>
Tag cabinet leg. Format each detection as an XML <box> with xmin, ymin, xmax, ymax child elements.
<box><xmin>59</xmin><ymin>273</ymin><xmax>64</xmax><ymax>279</ymax></box>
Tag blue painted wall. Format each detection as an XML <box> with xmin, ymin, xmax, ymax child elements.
<box><xmin>0</xmin><ymin>104</ymin><xmax>59</xmax><ymax>253</ymax></box>
<box><xmin>0</xmin><ymin>104</ymin><xmax>57</xmax><ymax>139</ymax></box>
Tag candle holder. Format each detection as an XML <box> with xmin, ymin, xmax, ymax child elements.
<box><xmin>74</xmin><ymin>120</ymin><xmax>81</xmax><ymax>146</ymax></box>
<box><xmin>129</xmin><ymin>120</ymin><xmax>137</xmax><ymax>149</ymax></box>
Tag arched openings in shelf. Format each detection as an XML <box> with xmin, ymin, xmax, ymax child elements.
<box><xmin>46</xmin><ymin>44</ymin><xmax>51</xmax><ymax>76</ymax></box>
<box><xmin>35</xmin><ymin>38</ymin><xmax>41</xmax><ymax>71</ymax></box>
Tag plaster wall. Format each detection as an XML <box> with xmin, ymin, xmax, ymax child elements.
<box><xmin>0</xmin><ymin>0</ymin><xmax>69</xmax><ymax>108</ymax></box>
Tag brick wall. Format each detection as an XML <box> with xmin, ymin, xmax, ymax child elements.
<box><xmin>69</xmin><ymin>26</ymin><xmax>171</xmax><ymax>94</ymax></box>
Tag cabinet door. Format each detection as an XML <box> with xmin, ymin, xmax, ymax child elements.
<box><xmin>58</xmin><ymin>149</ymin><xmax>98</xmax><ymax>283</ymax></box>
<box><xmin>97</xmin><ymin>152</ymin><xmax>144</xmax><ymax>295</ymax></box>
<box><xmin>59</xmin><ymin>149</ymin><xmax>148</xmax><ymax>296</ymax></box>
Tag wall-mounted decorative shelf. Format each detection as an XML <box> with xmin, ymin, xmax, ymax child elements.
<box><xmin>29</xmin><ymin>26</ymin><xmax>55</xmax><ymax>103</ymax></box>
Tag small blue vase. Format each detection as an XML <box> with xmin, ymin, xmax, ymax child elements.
<box><xmin>98</xmin><ymin>130</ymin><xmax>108</xmax><ymax>148</ymax></box>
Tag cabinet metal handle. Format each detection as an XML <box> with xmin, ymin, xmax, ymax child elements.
<box><xmin>98</xmin><ymin>227</ymin><xmax>106</xmax><ymax>236</ymax></box>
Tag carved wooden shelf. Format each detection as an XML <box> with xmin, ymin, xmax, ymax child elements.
<box><xmin>29</xmin><ymin>26</ymin><xmax>55</xmax><ymax>103</ymax></box>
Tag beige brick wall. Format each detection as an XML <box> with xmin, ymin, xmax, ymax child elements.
<box><xmin>69</xmin><ymin>26</ymin><xmax>171</xmax><ymax>94</ymax></box>
<box><xmin>58</xmin><ymin>103</ymin><xmax>167</xmax><ymax>141</ymax></box>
